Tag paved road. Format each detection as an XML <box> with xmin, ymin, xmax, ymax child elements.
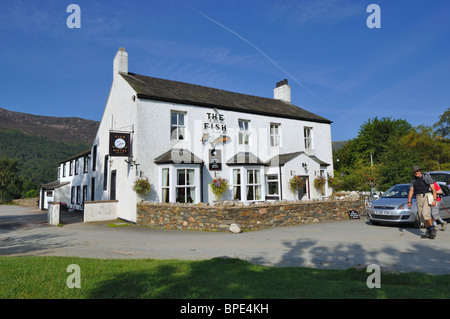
<box><xmin>1</xmin><ymin>205</ymin><xmax>450</xmax><ymax>274</ymax></box>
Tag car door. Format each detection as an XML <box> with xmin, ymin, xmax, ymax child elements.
<box><xmin>438</xmin><ymin>184</ymin><xmax>450</xmax><ymax>219</ymax></box>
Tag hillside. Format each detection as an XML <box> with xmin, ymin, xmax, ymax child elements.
<box><xmin>332</xmin><ymin>140</ymin><xmax>349</xmax><ymax>151</ymax></box>
<box><xmin>0</xmin><ymin>107</ymin><xmax>99</xmax><ymax>187</ymax></box>
<box><xmin>0</xmin><ymin>107</ymin><xmax>99</xmax><ymax>144</ymax></box>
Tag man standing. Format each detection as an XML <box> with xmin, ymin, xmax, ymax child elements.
<box><xmin>408</xmin><ymin>166</ymin><xmax>438</xmax><ymax>239</ymax></box>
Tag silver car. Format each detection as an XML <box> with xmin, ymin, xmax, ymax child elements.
<box><xmin>426</xmin><ymin>171</ymin><xmax>450</xmax><ymax>186</ymax></box>
<box><xmin>367</xmin><ymin>183</ymin><xmax>450</xmax><ymax>227</ymax></box>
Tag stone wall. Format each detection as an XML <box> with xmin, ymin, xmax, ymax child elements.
<box><xmin>137</xmin><ymin>199</ymin><xmax>365</xmax><ymax>232</ymax></box>
<box><xmin>12</xmin><ymin>197</ymin><xmax>39</xmax><ymax>207</ymax></box>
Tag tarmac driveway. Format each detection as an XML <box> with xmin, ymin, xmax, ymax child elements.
<box><xmin>1</xmin><ymin>205</ymin><xmax>450</xmax><ymax>274</ymax></box>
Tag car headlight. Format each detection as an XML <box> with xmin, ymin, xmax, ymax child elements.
<box><xmin>397</xmin><ymin>202</ymin><xmax>410</xmax><ymax>210</ymax></box>
<box><xmin>367</xmin><ymin>202</ymin><xmax>373</xmax><ymax>209</ymax></box>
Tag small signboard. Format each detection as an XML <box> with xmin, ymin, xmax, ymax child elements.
<box><xmin>209</xmin><ymin>149</ymin><xmax>222</xmax><ymax>171</ymax></box>
<box><xmin>110</xmin><ymin>132</ymin><xmax>131</xmax><ymax>157</ymax></box>
<box><xmin>348</xmin><ymin>210</ymin><xmax>360</xmax><ymax>219</ymax></box>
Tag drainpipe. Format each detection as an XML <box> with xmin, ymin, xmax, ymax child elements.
<box><xmin>279</xmin><ymin>164</ymin><xmax>283</xmax><ymax>200</ymax></box>
<box><xmin>200</xmin><ymin>162</ymin><xmax>204</xmax><ymax>203</ymax></box>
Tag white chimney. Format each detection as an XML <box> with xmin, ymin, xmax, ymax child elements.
<box><xmin>113</xmin><ymin>47</ymin><xmax>128</xmax><ymax>78</ymax></box>
<box><xmin>274</xmin><ymin>79</ymin><xmax>291</xmax><ymax>103</ymax></box>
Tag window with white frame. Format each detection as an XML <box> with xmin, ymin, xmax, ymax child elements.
<box><xmin>270</xmin><ymin>123</ymin><xmax>281</xmax><ymax>147</ymax></box>
<box><xmin>71</xmin><ymin>186</ymin><xmax>75</xmax><ymax>204</ymax></box>
<box><xmin>75</xmin><ymin>159</ymin><xmax>79</xmax><ymax>175</ymax></box>
<box><xmin>266</xmin><ymin>174</ymin><xmax>279</xmax><ymax>198</ymax></box>
<box><xmin>246</xmin><ymin>169</ymin><xmax>262</xmax><ymax>201</ymax></box>
<box><xmin>83</xmin><ymin>156</ymin><xmax>89</xmax><ymax>173</ymax></box>
<box><xmin>76</xmin><ymin>186</ymin><xmax>81</xmax><ymax>205</ymax></box>
<box><xmin>238</xmin><ymin>119</ymin><xmax>250</xmax><ymax>145</ymax></box>
<box><xmin>304</xmin><ymin>127</ymin><xmax>313</xmax><ymax>150</ymax></box>
<box><xmin>161</xmin><ymin>168</ymin><xmax>170</xmax><ymax>203</ymax></box>
<box><xmin>176</xmin><ymin>168</ymin><xmax>196</xmax><ymax>203</ymax></box>
<box><xmin>232</xmin><ymin>169</ymin><xmax>242</xmax><ymax>201</ymax></box>
<box><xmin>171</xmin><ymin>111</ymin><xmax>186</xmax><ymax>140</ymax></box>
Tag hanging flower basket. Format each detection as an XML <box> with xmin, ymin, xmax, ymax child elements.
<box><xmin>210</xmin><ymin>177</ymin><xmax>229</xmax><ymax>200</ymax></box>
<box><xmin>132</xmin><ymin>177</ymin><xmax>151</xmax><ymax>197</ymax></box>
<box><xmin>289</xmin><ymin>175</ymin><xmax>306</xmax><ymax>192</ymax></box>
<box><xmin>314</xmin><ymin>176</ymin><xmax>327</xmax><ymax>195</ymax></box>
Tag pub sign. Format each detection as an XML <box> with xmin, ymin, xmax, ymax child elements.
<box><xmin>110</xmin><ymin>132</ymin><xmax>131</xmax><ymax>157</ymax></box>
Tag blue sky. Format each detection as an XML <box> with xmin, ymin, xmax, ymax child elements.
<box><xmin>0</xmin><ymin>0</ymin><xmax>449</xmax><ymax>141</ymax></box>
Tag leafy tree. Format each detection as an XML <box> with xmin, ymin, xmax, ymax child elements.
<box><xmin>0</xmin><ymin>158</ymin><xmax>22</xmax><ymax>202</ymax></box>
<box><xmin>377</xmin><ymin>139</ymin><xmax>422</xmax><ymax>190</ymax></box>
<box><xmin>335</xmin><ymin>117</ymin><xmax>412</xmax><ymax>169</ymax></box>
<box><xmin>338</xmin><ymin>158</ymin><xmax>381</xmax><ymax>192</ymax></box>
<box><xmin>399</xmin><ymin>125</ymin><xmax>450</xmax><ymax>171</ymax></box>
<box><xmin>434</xmin><ymin>107</ymin><xmax>450</xmax><ymax>139</ymax></box>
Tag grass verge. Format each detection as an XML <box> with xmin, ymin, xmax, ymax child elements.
<box><xmin>1</xmin><ymin>256</ymin><xmax>449</xmax><ymax>299</ymax></box>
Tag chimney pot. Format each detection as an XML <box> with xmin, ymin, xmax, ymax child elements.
<box><xmin>113</xmin><ymin>47</ymin><xmax>128</xmax><ymax>78</ymax></box>
<box><xmin>274</xmin><ymin>79</ymin><xmax>291</xmax><ymax>103</ymax></box>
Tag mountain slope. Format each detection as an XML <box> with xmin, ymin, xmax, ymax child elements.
<box><xmin>0</xmin><ymin>107</ymin><xmax>99</xmax><ymax>144</ymax></box>
<box><xmin>0</xmin><ymin>107</ymin><xmax>99</xmax><ymax>186</ymax></box>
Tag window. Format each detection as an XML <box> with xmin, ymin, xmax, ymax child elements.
<box><xmin>266</xmin><ymin>174</ymin><xmax>279</xmax><ymax>198</ymax></box>
<box><xmin>71</xmin><ymin>186</ymin><xmax>75</xmax><ymax>204</ymax></box>
<box><xmin>161</xmin><ymin>168</ymin><xmax>170</xmax><ymax>203</ymax></box>
<box><xmin>304</xmin><ymin>127</ymin><xmax>313</xmax><ymax>150</ymax></box>
<box><xmin>63</xmin><ymin>163</ymin><xmax>66</xmax><ymax>177</ymax></box>
<box><xmin>171</xmin><ymin>111</ymin><xmax>186</xmax><ymax>140</ymax></box>
<box><xmin>69</xmin><ymin>160</ymin><xmax>73</xmax><ymax>176</ymax></box>
<box><xmin>246</xmin><ymin>169</ymin><xmax>262</xmax><ymax>201</ymax></box>
<box><xmin>270</xmin><ymin>123</ymin><xmax>281</xmax><ymax>147</ymax></box>
<box><xmin>232</xmin><ymin>169</ymin><xmax>241</xmax><ymax>200</ymax></box>
<box><xmin>176</xmin><ymin>169</ymin><xmax>196</xmax><ymax>203</ymax></box>
<box><xmin>74</xmin><ymin>159</ymin><xmax>79</xmax><ymax>175</ymax></box>
<box><xmin>92</xmin><ymin>145</ymin><xmax>97</xmax><ymax>171</ymax></box>
<box><xmin>238</xmin><ymin>119</ymin><xmax>250</xmax><ymax>145</ymax></box>
<box><xmin>83</xmin><ymin>156</ymin><xmax>89</xmax><ymax>173</ymax></box>
<box><xmin>76</xmin><ymin>186</ymin><xmax>81</xmax><ymax>205</ymax></box>
<box><xmin>82</xmin><ymin>185</ymin><xmax>87</xmax><ymax>205</ymax></box>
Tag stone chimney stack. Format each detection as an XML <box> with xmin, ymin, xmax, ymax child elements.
<box><xmin>113</xmin><ymin>47</ymin><xmax>128</xmax><ymax>78</ymax></box>
<box><xmin>273</xmin><ymin>79</ymin><xmax>291</xmax><ymax>103</ymax></box>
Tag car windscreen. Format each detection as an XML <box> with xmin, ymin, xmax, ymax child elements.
<box><xmin>381</xmin><ymin>185</ymin><xmax>411</xmax><ymax>198</ymax></box>
<box><xmin>429</xmin><ymin>174</ymin><xmax>450</xmax><ymax>184</ymax></box>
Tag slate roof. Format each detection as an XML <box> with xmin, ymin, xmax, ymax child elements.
<box><xmin>40</xmin><ymin>180</ymin><xmax>70</xmax><ymax>189</ymax></box>
<box><xmin>120</xmin><ymin>72</ymin><xmax>332</xmax><ymax>124</ymax></box>
<box><xmin>226</xmin><ymin>152</ymin><xmax>266</xmax><ymax>166</ymax></box>
<box><xmin>267</xmin><ymin>151</ymin><xmax>330</xmax><ymax>167</ymax></box>
<box><xmin>154</xmin><ymin>149</ymin><xmax>203</xmax><ymax>164</ymax></box>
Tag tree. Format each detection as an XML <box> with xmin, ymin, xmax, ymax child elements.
<box><xmin>0</xmin><ymin>158</ymin><xmax>23</xmax><ymax>202</ymax></box>
<box><xmin>338</xmin><ymin>158</ymin><xmax>381</xmax><ymax>192</ymax></box>
<box><xmin>434</xmin><ymin>107</ymin><xmax>450</xmax><ymax>139</ymax></box>
<box><xmin>400</xmin><ymin>125</ymin><xmax>450</xmax><ymax>171</ymax></box>
<box><xmin>377</xmin><ymin>139</ymin><xmax>422</xmax><ymax>190</ymax></box>
<box><xmin>336</xmin><ymin>117</ymin><xmax>412</xmax><ymax>169</ymax></box>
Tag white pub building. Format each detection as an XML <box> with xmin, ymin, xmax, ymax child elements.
<box><xmin>44</xmin><ymin>48</ymin><xmax>334</xmax><ymax>223</ymax></box>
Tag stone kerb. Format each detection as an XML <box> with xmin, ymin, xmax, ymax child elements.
<box><xmin>137</xmin><ymin>199</ymin><xmax>364</xmax><ymax>232</ymax></box>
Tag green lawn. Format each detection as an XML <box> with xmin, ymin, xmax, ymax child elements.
<box><xmin>1</xmin><ymin>256</ymin><xmax>449</xmax><ymax>299</ymax></box>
